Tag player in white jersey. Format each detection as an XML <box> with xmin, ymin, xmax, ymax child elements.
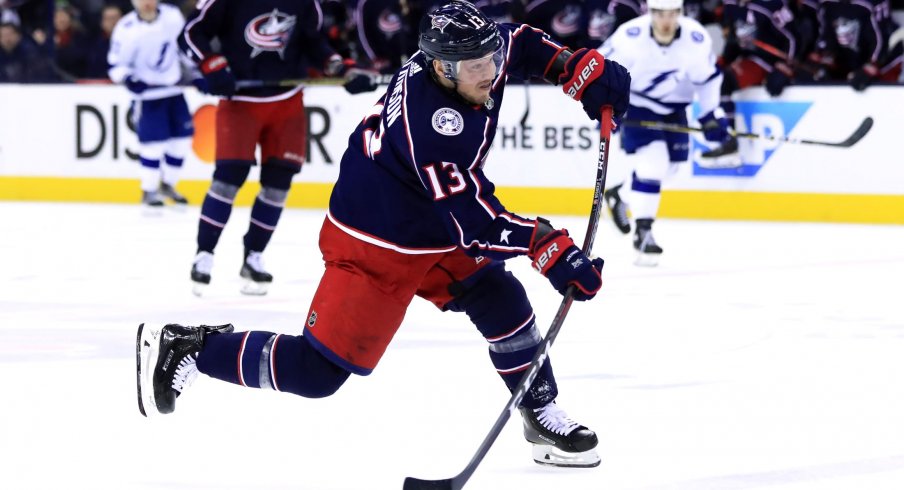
<box><xmin>597</xmin><ymin>0</ymin><xmax>738</xmax><ymax>265</ymax></box>
<box><xmin>108</xmin><ymin>0</ymin><xmax>196</xmax><ymax>209</ymax></box>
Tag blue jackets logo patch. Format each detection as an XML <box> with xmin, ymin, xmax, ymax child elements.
<box><xmin>433</xmin><ymin>108</ymin><xmax>464</xmax><ymax>136</ymax></box>
<box><xmin>692</xmin><ymin>100</ymin><xmax>812</xmax><ymax>177</ymax></box>
<box><xmin>245</xmin><ymin>9</ymin><xmax>297</xmax><ymax>59</ymax></box>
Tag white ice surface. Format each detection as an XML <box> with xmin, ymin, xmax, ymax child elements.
<box><xmin>1</xmin><ymin>202</ymin><xmax>903</xmax><ymax>490</ymax></box>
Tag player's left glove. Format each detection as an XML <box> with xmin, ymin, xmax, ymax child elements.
<box><xmin>765</xmin><ymin>62</ymin><xmax>793</xmax><ymax>97</ymax></box>
<box><xmin>558</xmin><ymin>48</ymin><xmax>630</xmax><ymax>124</ymax></box>
<box><xmin>326</xmin><ymin>55</ymin><xmax>381</xmax><ymax>95</ymax></box>
<box><xmin>528</xmin><ymin>219</ymin><xmax>604</xmax><ymax>301</ymax></box>
<box><xmin>698</xmin><ymin>110</ymin><xmax>733</xmax><ymax>144</ymax></box>
<box><xmin>848</xmin><ymin>63</ymin><xmax>877</xmax><ymax>92</ymax></box>
<box><xmin>125</xmin><ymin>76</ymin><xmax>148</xmax><ymax>95</ymax></box>
<box><xmin>200</xmin><ymin>55</ymin><xmax>236</xmax><ymax>97</ymax></box>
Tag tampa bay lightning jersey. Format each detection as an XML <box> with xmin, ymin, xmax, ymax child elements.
<box><xmin>108</xmin><ymin>4</ymin><xmax>186</xmax><ymax>100</ymax></box>
<box><xmin>328</xmin><ymin>23</ymin><xmax>573</xmax><ymax>260</ymax></box>
<box><xmin>599</xmin><ymin>15</ymin><xmax>721</xmax><ymax>117</ymax></box>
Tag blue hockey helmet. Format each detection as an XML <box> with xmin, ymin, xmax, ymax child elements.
<box><xmin>418</xmin><ymin>2</ymin><xmax>504</xmax><ymax>82</ymax></box>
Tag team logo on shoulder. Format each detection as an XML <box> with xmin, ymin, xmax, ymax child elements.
<box><xmin>245</xmin><ymin>9</ymin><xmax>297</xmax><ymax>59</ymax></box>
<box><xmin>432</xmin><ymin>108</ymin><xmax>464</xmax><ymax>136</ymax></box>
<box><xmin>626</xmin><ymin>27</ymin><xmax>641</xmax><ymax>37</ymax></box>
<box><xmin>691</xmin><ymin>31</ymin><xmax>704</xmax><ymax>43</ymax></box>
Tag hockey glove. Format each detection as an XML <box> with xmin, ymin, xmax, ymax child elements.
<box><xmin>200</xmin><ymin>55</ymin><xmax>235</xmax><ymax>97</ymax></box>
<box><xmin>125</xmin><ymin>76</ymin><xmax>148</xmax><ymax>95</ymax></box>
<box><xmin>343</xmin><ymin>69</ymin><xmax>380</xmax><ymax>94</ymax></box>
<box><xmin>528</xmin><ymin>220</ymin><xmax>604</xmax><ymax>301</ymax></box>
<box><xmin>191</xmin><ymin>77</ymin><xmax>210</xmax><ymax>94</ymax></box>
<box><xmin>765</xmin><ymin>62</ymin><xmax>793</xmax><ymax>97</ymax></box>
<box><xmin>559</xmin><ymin>48</ymin><xmax>630</xmax><ymax>124</ymax></box>
<box><xmin>698</xmin><ymin>110</ymin><xmax>733</xmax><ymax>144</ymax></box>
<box><xmin>848</xmin><ymin>63</ymin><xmax>877</xmax><ymax>92</ymax></box>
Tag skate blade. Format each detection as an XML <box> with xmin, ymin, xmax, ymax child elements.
<box><xmin>696</xmin><ymin>152</ymin><xmax>742</xmax><ymax>169</ymax></box>
<box><xmin>240</xmin><ymin>280</ymin><xmax>269</xmax><ymax>296</ymax></box>
<box><xmin>136</xmin><ymin>323</ymin><xmax>161</xmax><ymax>417</ymax></box>
<box><xmin>531</xmin><ymin>444</ymin><xmax>601</xmax><ymax>468</ymax></box>
<box><xmin>634</xmin><ymin>252</ymin><xmax>661</xmax><ymax>267</ymax></box>
<box><xmin>140</xmin><ymin>205</ymin><xmax>165</xmax><ymax>217</ymax></box>
<box><xmin>191</xmin><ymin>281</ymin><xmax>208</xmax><ymax>297</ymax></box>
<box><xmin>166</xmin><ymin>202</ymin><xmax>188</xmax><ymax>212</ymax></box>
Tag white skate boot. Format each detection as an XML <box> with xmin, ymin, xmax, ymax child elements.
<box><xmin>191</xmin><ymin>251</ymin><xmax>214</xmax><ymax>297</ymax></box>
<box><xmin>240</xmin><ymin>251</ymin><xmax>272</xmax><ymax>296</ymax></box>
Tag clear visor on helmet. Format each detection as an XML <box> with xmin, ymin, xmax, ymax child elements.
<box><xmin>441</xmin><ymin>46</ymin><xmax>505</xmax><ymax>84</ymax></box>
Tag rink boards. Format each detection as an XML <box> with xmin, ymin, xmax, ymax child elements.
<box><xmin>0</xmin><ymin>83</ymin><xmax>902</xmax><ymax>224</ymax></box>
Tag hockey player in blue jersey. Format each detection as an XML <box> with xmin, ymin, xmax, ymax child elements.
<box><xmin>137</xmin><ymin>1</ymin><xmax>630</xmax><ymax>469</ymax></box>
<box><xmin>598</xmin><ymin>0</ymin><xmax>737</xmax><ymax>266</ymax></box>
<box><xmin>108</xmin><ymin>0</ymin><xmax>194</xmax><ymax>208</ymax></box>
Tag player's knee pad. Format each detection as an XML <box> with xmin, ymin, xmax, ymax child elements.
<box><xmin>208</xmin><ymin>179</ymin><xmax>240</xmax><ymax>200</ymax></box>
<box><xmin>165</xmin><ymin>137</ymin><xmax>192</xmax><ymax>160</ymax></box>
<box><xmin>212</xmin><ymin>164</ymin><xmax>251</xmax><ymax>187</ymax></box>
<box><xmin>139</xmin><ymin>141</ymin><xmax>166</xmax><ymax>166</ymax></box>
<box><xmin>260</xmin><ymin>164</ymin><xmax>298</xmax><ymax>191</ymax></box>
<box><xmin>259</xmin><ymin>186</ymin><xmax>288</xmax><ymax>206</ymax></box>
<box><xmin>631</xmin><ymin>141</ymin><xmax>670</xmax><ymax>183</ymax></box>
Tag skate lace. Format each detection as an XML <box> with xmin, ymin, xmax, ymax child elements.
<box><xmin>534</xmin><ymin>403</ymin><xmax>580</xmax><ymax>436</ymax></box>
<box><xmin>172</xmin><ymin>354</ymin><xmax>199</xmax><ymax>394</ymax></box>
<box><xmin>193</xmin><ymin>252</ymin><xmax>214</xmax><ymax>275</ymax></box>
<box><xmin>245</xmin><ymin>251</ymin><xmax>267</xmax><ymax>273</ymax></box>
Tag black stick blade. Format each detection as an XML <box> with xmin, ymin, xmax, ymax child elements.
<box><xmin>837</xmin><ymin>116</ymin><xmax>873</xmax><ymax>147</ymax></box>
<box><xmin>403</xmin><ymin>477</ymin><xmax>456</xmax><ymax>490</ymax></box>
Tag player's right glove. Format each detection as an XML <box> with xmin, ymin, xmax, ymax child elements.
<box><xmin>200</xmin><ymin>55</ymin><xmax>236</xmax><ymax>97</ymax></box>
<box><xmin>848</xmin><ymin>63</ymin><xmax>877</xmax><ymax>92</ymax></box>
<box><xmin>698</xmin><ymin>110</ymin><xmax>733</xmax><ymax>144</ymax></box>
<box><xmin>528</xmin><ymin>219</ymin><xmax>604</xmax><ymax>301</ymax></box>
<box><xmin>125</xmin><ymin>76</ymin><xmax>148</xmax><ymax>94</ymax></box>
<box><xmin>558</xmin><ymin>48</ymin><xmax>630</xmax><ymax>124</ymax></box>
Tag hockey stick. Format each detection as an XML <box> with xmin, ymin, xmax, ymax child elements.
<box><xmin>402</xmin><ymin>106</ymin><xmax>615</xmax><ymax>490</ymax></box>
<box><xmin>622</xmin><ymin>116</ymin><xmax>874</xmax><ymax>148</ymax></box>
<box><xmin>235</xmin><ymin>73</ymin><xmax>395</xmax><ymax>89</ymax></box>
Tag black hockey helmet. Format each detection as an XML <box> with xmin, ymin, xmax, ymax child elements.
<box><xmin>418</xmin><ymin>1</ymin><xmax>503</xmax><ymax>62</ymax></box>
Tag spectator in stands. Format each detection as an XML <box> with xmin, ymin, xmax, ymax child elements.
<box><xmin>83</xmin><ymin>3</ymin><xmax>120</xmax><ymax>78</ymax></box>
<box><xmin>0</xmin><ymin>21</ymin><xmax>58</xmax><ymax>82</ymax></box>
<box><xmin>809</xmin><ymin>0</ymin><xmax>902</xmax><ymax>90</ymax></box>
<box><xmin>51</xmin><ymin>2</ymin><xmax>90</xmax><ymax>79</ymax></box>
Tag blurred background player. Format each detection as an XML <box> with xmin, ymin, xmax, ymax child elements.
<box><xmin>179</xmin><ymin>0</ymin><xmax>378</xmax><ymax>296</ymax></box>
<box><xmin>808</xmin><ymin>0</ymin><xmax>902</xmax><ymax>90</ymax></box>
<box><xmin>108</xmin><ymin>0</ymin><xmax>193</xmax><ymax>209</ymax></box>
<box><xmin>720</xmin><ymin>0</ymin><xmax>800</xmax><ymax>102</ymax></box>
<box><xmin>599</xmin><ymin>0</ymin><xmax>736</xmax><ymax>266</ymax></box>
<box><xmin>138</xmin><ymin>1</ymin><xmax>630</xmax><ymax>469</ymax></box>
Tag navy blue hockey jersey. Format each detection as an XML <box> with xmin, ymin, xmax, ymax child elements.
<box><xmin>328</xmin><ymin>23</ymin><xmax>574</xmax><ymax>260</ymax></box>
<box><xmin>179</xmin><ymin>0</ymin><xmax>337</xmax><ymax>98</ymax></box>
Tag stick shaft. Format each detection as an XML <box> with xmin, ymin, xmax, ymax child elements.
<box><xmin>403</xmin><ymin>106</ymin><xmax>615</xmax><ymax>490</ymax></box>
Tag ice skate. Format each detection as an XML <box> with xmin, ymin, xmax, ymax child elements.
<box><xmin>633</xmin><ymin>218</ymin><xmax>663</xmax><ymax>267</ymax></box>
<box><xmin>160</xmin><ymin>183</ymin><xmax>189</xmax><ymax>206</ymax></box>
<box><xmin>604</xmin><ymin>184</ymin><xmax>631</xmax><ymax>234</ymax></box>
<box><xmin>141</xmin><ymin>190</ymin><xmax>164</xmax><ymax>215</ymax></box>
<box><xmin>135</xmin><ymin>322</ymin><xmax>234</xmax><ymax>416</ymax></box>
<box><xmin>697</xmin><ymin>135</ymin><xmax>741</xmax><ymax>169</ymax></box>
<box><xmin>240</xmin><ymin>250</ymin><xmax>272</xmax><ymax>296</ymax></box>
<box><xmin>519</xmin><ymin>401</ymin><xmax>600</xmax><ymax>468</ymax></box>
<box><xmin>191</xmin><ymin>251</ymin><xmax>214</xmax><ymax>296</ymax></box>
